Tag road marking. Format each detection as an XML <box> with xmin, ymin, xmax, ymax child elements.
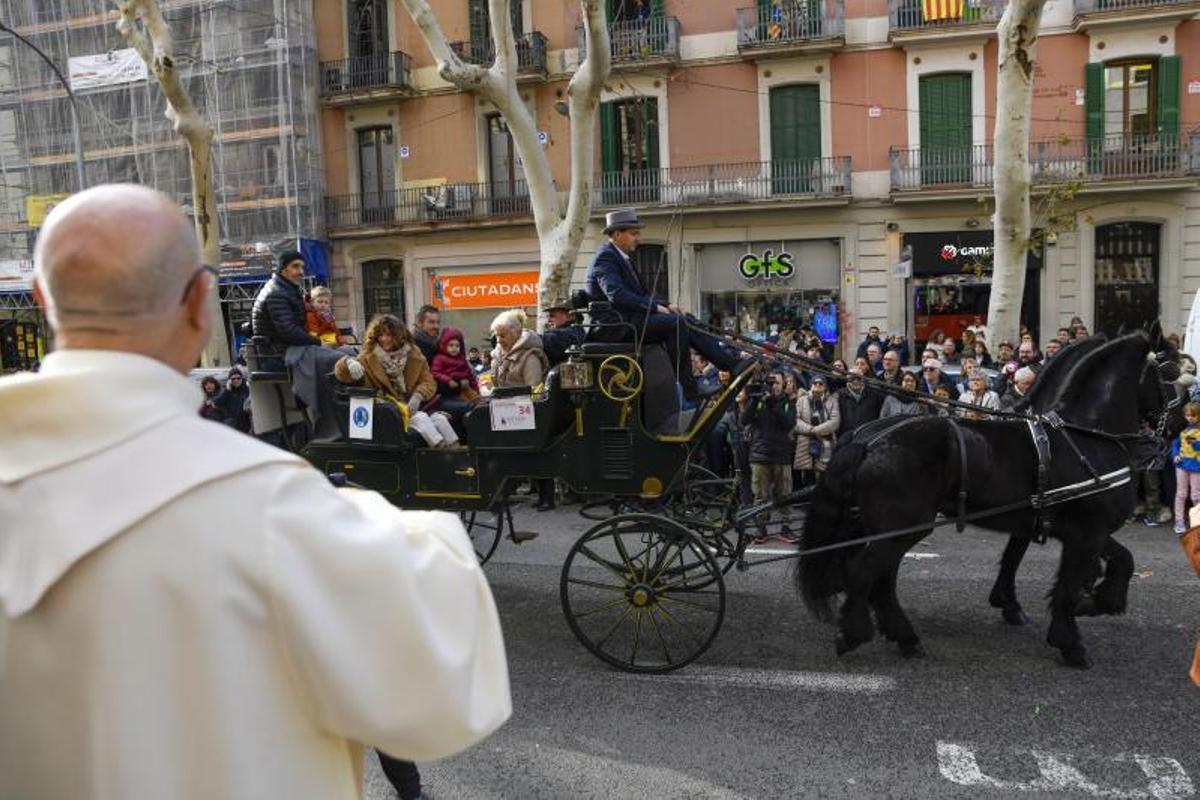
<box><xmin>744</xmin><ymin>546</ymin><xmax>795</xmax><ymax>555</ymax></box>
<box><xmin>624</xmin><ymin>666</ymin><xmax>896</xmax><ymax>694</ymax></box>
<box><xmin>904</xmin><ymin>552</ymin><xmax>941</xmax><ymax>560</ymax></box>
<box><xmin>937</xmin><ymin>741</ymin><xmax>1195</xmax><ymax>799</ymax></box>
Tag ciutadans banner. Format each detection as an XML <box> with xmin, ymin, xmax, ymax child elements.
<box><xmin>430</xmin><ymin>270</ymin><xmax>539</xmax><ymax>310</ymax></box>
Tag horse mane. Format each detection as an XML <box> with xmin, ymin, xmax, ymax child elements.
<box><xmin>1047</xmin><ymin>332</ymin><xmax>1151</xmax><ymax>417</ymax></box>
<box><xmin>1016</xmin><ymin>335</ymin><xmax>1108</xmax><ymax>413</ymax></box>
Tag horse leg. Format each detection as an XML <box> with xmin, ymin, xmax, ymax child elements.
<box><xmin>1079</xmin><ymin>536</ymin><xmax>1134</xmax><ymax>616</ymax></box>
<box><xmin>837</xmin><ymin>537</ymin><xmax>922</xmax><ymax>656</ymax></box>
<box><xmin>1046</xmin><ymin>529</ymin><xmax>1105</xmax><ymax>669</ymax></box>
<box><xmin>868</xmin><ymin>542</ymin><xmax>925</xmax><ymax>658</ymax></box>
<box><xmin>989</xmin><ymin>535</ymin><xmax>1032</xmax><ymax>626</ymax></box>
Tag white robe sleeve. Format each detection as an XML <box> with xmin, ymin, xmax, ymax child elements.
<box><xmin>262</xmin><ymin>467</ymin><xmax>511</xmax><ymax>761</ymax></box>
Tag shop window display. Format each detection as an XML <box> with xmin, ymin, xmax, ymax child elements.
<box><xmin>703</xmin><ymin>289</ymin><xmax>839</xmax><ymax>344</ymax></box>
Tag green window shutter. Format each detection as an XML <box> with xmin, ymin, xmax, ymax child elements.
<box><xmin>770</xmin><ymin>85</ymin><xmax>821</xmax><ymax>163</ymax></box>
<box><xmin>919</xmin><ymin>74</ymin><xmax>971</xmax><ymax>149</ymax></box>
<box><xmin>600</xmin><ymin>101</ymin><xmax>618</xmax><ymax>174</ymax></box>
<box><xmin>643</xmin><ymin>98</ymin><xmax>659</xmax><ymax>171</ymax></box>
<box><xmin>606</xmin><ymin>0</ymin><xmax>619</xmax><ymax>23</ymax></box>
<box><xmin>650</xmin><ymin>0</ymin><xmax>665</xmax><ymax>16</ymax></box>
<box><xmin>1157</xmin><ymin>55</ymin><xmax>1180</xmax><ymax>142</ymax></box>
<box><xmin>1085</xmin><ymin>62</ymin><xmax>1105</xmax><ymax>145</ymax></box>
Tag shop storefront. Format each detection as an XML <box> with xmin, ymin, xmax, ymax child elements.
<box><xmin>696</xmin><ymin>239</ymin><xmax>842</xmax><ymax>345</ymax></box>
<box><xmin>0</xmin><ymin>260</ymin><xmax>45</xmax><ymax>373</ymax></box>
<box><xmin>427</xmin><ymin>267</ymin><xmax>540</xmax><ymax>349</ymax></box>
<box><xmin>904</xmin><ymin>231</ymin><xmax>1042</xmax><ymax>349</ymax></box>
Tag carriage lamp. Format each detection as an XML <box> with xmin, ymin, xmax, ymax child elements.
<box><xmin>559</xmin><ymin>358</ymin><xmax>594</xmax><ymax>390</ymax></box>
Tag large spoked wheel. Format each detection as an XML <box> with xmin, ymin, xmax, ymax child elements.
<box><xmin>560</xmin><ymin>513</ymin><xmax>726</xmax><ymax>674</ymax></box>
<box><xmin>664</xmin><ymin>463</ymin><xmax>747</xmax><ymax>573</ymax></box>
<box><xmin>459</xmin><ymin>505</ymin><xmax>506</xmax><ymax>565</ymax></box>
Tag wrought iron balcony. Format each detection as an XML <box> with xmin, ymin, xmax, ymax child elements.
<box><xmin>594</xmin><ymin>158</ymin><xmax>851</xmax><ymax>208</ymax></box>
<box><xmin>319</xmin><ymin>52</ymin><xmax>413</xmax><ymax>100</ymax></box>
<box><xmin>1074</xmin><ymin>0</ymin><xmax>1200</xmax><ymax>17</ymax></box>
<box><xmin>736</xmin><ymin>1</ymin><xmax>845</xmax><ymax>52</ymax></box>
<box><xmin>447</xmin><ymin>32</ymin><xmax>548</xmax><ymax>77</ymax></box>
<box><xmin>889</xmin><ymin>133</ymin><xmax>1200</xmax><ymax>193</ymax></box>
<box><xmin>888</xmin><ymin>0</ymin><xmax>1004</xmax><ymax>34</ymax></box>
<box><xmin>577</xmin><ymin>16</ymin><xmax>681</xmax><ymax>68</ymax></box>
<box><xmin>325</xmin><ymin>181</ymin><xmax>531</xmax><ymax>231</ymax></box>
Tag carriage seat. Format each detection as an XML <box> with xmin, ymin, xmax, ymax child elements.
<box><xmin>330</xmin><ymin>384</ymin><xmax>422</xmax><ymax>447</ymax></box>
<box><xmin>579</xmin><ymin>341</ymin><xmax>637</xmax><ymax>355</ymax></box>
<box><xmin>244</xmin><ymin>335</ymin><xmax>289</xmax><ymax>383</ymax></box>
<box><xmin>464</xmin><ymin>368</ymin><xmax>573</xmax><ymax>450</ymax></box>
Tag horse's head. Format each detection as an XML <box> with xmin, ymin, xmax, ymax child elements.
<box><xmin>1016</xmin><ymin>335</ymin><xmax>1107</xmax><ymax>414</ymax></box>
<box><xmin>1052</xmin><ymin>332</ymin><xmax>1154</xmax><ymax>434</ymax></box>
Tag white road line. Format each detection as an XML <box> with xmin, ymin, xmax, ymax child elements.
<box><xmin>937</xmin><ymin>741</ymin><xmax>1195</xmax><ymax>799</ymax></box>
<box><xmin>744</xmin><ymin>547</ymin><xmax>795</xmax><ymax>555</ymax></box>
<box><xmin>904</xmin><ymin>552</ymin><xmax>941</xmax><ymax>560</ymax></box>
<box><xmin>623</xmin><ymin>666</ymin><xmax>896</xmax><ymax>694</ymax></box>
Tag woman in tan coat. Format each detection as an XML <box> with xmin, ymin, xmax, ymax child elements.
<box><xmin>793</xmin><ymin>374</ymin><xmax>840</xmax><ymax>486</ymax></box>
<box><xmin>490</xmin><ymin>309</ymin><xmax>549</xmax><ymax>389</ymax></box>
<box><xmin>334</xmin><ymin>314</ymin><xmax>459</xmax><ymax>446</ymax></box>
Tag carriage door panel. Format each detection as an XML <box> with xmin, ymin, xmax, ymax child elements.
<box><xmin>325</xmin><ymin>460</ymin><xmax>401</xmax><ymax>496</ymax></box>
<box><xmin>415</xmin><ymin>449</ymin><xmax>481</xmax><ymax>497</ymax></box>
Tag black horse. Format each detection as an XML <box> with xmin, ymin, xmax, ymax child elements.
<box><xmin>796</xmin><ymin>332</ymin><xmax>1168</xmax><ymax>668</ymax></box>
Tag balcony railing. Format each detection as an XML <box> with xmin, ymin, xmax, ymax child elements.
<box><xmin>447</xmin><ymin>32</ymin><xmax>548</xmax><ymax>76</ymax></box>
<box><xmin>1075</xmin><ymin>0</ymin><xmax>1200</xmax><ymax>12</ymax></box>
<box><xmin>736</xmin><ymin>1</ymin><xmax>845</xmax><ymax>49</ymax></box>
<box><xmin>890</xmin><ymin>133</ymin><xmax>1199</xmax><ymax>191</ymax></box>
<box><xmin>888</xmin><ymin>0</ymin><xmax>1004</xmax><ymax>31</ymax></box>
<box><xmin>319</xmin><ymin>51</ymin><xmax>412</xmax><ymax>98</ymax></box>
<box><xmin>594</xmin><ymin>158</ymin><xmax>851</xmax><ymax>208</ymax></box>
<box><xmin>577</xmin><ymin>16</ymin><xmax>681</xmax><ymax>66</ymax></box>
<box><xmin>326</xmin><ymin>181</ymin><xmax>531</xmax><ymax>230</ymax></box>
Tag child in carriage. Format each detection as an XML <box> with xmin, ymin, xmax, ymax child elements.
<box><xmin>305</xmin><ymin>285</ymin><xmax>348</xmax><ymax>347</ymax></box>
<box><xmin>431</xmin><ymin>327</ymin><xmax>481</xmax><ymax>404</ymax></box>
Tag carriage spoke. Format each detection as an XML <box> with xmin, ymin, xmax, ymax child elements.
<box><xmin>565</xmin><ymin>576</ymin><xmax>628</xmax><ymax>593</ymax></box>
<box><xmin>611</xmin><ymin>529</ymin><xmax>639</xmax><ymax>576</ymax></box>
<box><xmin>594</xmin><ymin>603</ymin><xmax>637</xmax><ymax>650</ymax></box>
<box><xmin>648</xmin><ymin>541</ymin><xmax>685</xmax><ymax>584</ymax></box>
<box><xmin>630</xmin><ymin>608</ymin><xmax>644</xmax><ymax>665</ymax></box>
<box><xmin>652</xmin><ymin>602</ymin><xmax>705</xmax><ymax>649</ymax></box>
<box><xmin>646</xmin><ymin>605</ymin><xmax>674</xmax><ymax>664</ymax></box>
<box><xmin>578</xmin><ymin>544</ymin><xmax>632</xmax><ymax>581</ymax></box>
<box><xmin>573</xmin><ymin>596</ymin><xmax>635</xmax><ymax>618</ymax></box>
<box><xmin>657</xmin><ymin>592</ymin><xmax>722</xmax><ymax>613</ymax></box>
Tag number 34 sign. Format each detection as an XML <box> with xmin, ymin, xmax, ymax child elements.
<box><xmin>738</xmin><ymin>249</ymin><xmax>795</xmax><ymax>281</ymax></box>
<box><xmin>489</xmin><ymin>395</ymin><xmax>536</xmax><ymax>431</ymax></box>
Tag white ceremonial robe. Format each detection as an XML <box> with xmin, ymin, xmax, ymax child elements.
<box><xmin>0</xmin><ymin>350</ymin><xmax>511</xmax><ymax>800</ymax></box>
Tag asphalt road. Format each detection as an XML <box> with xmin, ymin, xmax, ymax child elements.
<box><xmin>365</xmin><ymin>503</ymin><xmax>1200</xmax><ymax>800</ymax></box>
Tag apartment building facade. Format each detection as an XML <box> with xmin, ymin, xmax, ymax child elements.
<box><xmin>285</xmin><ymin>1</ymin><xmax>1199</xmax><ymax>353</ymax></box>
<box><xmin>0</xmin><ymin>0</ymin><xmax>325</xmax><ymax>370</ymax></box>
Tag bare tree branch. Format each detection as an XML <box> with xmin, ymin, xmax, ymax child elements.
<box><xmin>114</xmin><ymin>0</ymin><xmax>229</xmax><ymax>366</ymax></box>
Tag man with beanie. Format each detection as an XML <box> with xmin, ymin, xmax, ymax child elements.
<box><xmin>251</xmin><ymin>250</ymin><xmax>320</xmax><ymax>350</ymax></box>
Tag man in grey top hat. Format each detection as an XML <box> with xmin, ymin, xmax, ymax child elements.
<box><xmin>584</xmin><ymin>208</ymin><xmax>745</xmax><ymax>400</ymax></box>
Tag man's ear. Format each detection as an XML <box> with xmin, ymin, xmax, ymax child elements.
<box><xmin>183</xmin><ymin>269</ymin><xmax>214</xmax><ymax>331</ymax></box>
<box><xmin>32</xmin><ymin>280</ymin><xmax>48</xmax><ymax>312</ymax></box>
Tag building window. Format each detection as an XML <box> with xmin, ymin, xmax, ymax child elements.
<box><xmin>631</xmin><ymin>243</ymin><xmax>668</xmax><ymax>305</ymax></box>
<box><xmin>1094</xmin><ymin>222</ymin><xmax>1159</xmax><ymax>338</ymax></box>
<box><xmin>357</xmin><ymin>126</ymin><xmax>395</xmax><ymax>221</ymax></box>
<box><xmin>918</xmin><ymin>72</ymin><xmax>972</xmax><ymax>185</ymax></box>
<box><xmin>348</xmin><ymin>0</ymin><xmax>388</xmax><ymax>59</ymax></box>
<box><xmin>599</xmin><ymin>97</ymin><xmax>660</xmax><ymax>204</ymax></box>
<box><xmin>362</xmin><ymin>259</ymin><xmax>406</xmax><ymax>322</ymax></box>
<box><xmin>1104</xmin><ymin>60</ymin><xmax>1156</xmax><ymax>141</ymax></box>
<box><xmin>769</xmin><ymin>84</ymin><xmax>820</xmax><ymax>193</ymax></box>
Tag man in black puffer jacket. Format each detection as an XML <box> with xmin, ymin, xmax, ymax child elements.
<box><xmin>252</xmin><ymin>251</ymin><xmax>321</xmax><ymax>349</ymax></box>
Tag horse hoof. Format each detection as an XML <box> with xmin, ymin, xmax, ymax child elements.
<box><xmin>1074</xmin><ymin>594</ymin><xmax>1099</xmax><ymax>617</ymax></box>
<box><xmin>835</xmin><ymin>633</ymin><xmax>860</xmax><ymax>656</ymax></box>
<box><xmin>1002</xmin><ymin>607</ymin><xmax>1030</xmax><ymax>626</ymax></box>
<box><xmin>899</xmin><ymin>640</ymin><xmax>925</xmax><ymax>659</ymax></box>
<box><xmin>1061</xmin><ymin>648</ymin><xmax>1092</xmax><ymax>670</ymax></box>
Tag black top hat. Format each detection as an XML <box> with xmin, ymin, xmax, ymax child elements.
<box><xmin>603</xmin><ymin>208</ymin><xmax>642</xmax><ymax>235</ymax></box>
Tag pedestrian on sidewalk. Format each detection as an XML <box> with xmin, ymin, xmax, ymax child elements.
<box><xmin>0</xmin><ymin>185</ymin><xmax>511</xmax><ymax>800</ymax></box>
<box><xmin>742</xmin><ymin>369</ymin><xmax>797</xmax><ymax>542</ymax></box>
<box><xmin>1172</xmin><ymin>402</ymin><xmax>1200</xmax><ymax>533</ymax></box>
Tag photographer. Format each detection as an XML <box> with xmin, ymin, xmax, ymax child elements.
<box><xmin>741</xmin><ymin>370</ymin><xmax>797</xmax><ymax>537</ymax></box>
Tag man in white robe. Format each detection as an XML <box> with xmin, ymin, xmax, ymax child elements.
<box><xmin>0</xmin><ymin>185</ymin><xmax>511</xmax><ymax>800</ymax></box>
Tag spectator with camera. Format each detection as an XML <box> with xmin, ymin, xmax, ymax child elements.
<box><xmin>741</xmin><ymin>369</ymin><xmax>797</xmax><ymax>525</ymax></box>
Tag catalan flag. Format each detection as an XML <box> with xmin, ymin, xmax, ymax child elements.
<box><xmin>922</xmin><ymin>0</ymin><xmax>964</xmax><ymax>21</ymax></box>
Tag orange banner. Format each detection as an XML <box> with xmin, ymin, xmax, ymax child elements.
<box><xmin>430</xmin><ymin>270</ymin><xmax>539</xmax><ymax>310</ymax></box>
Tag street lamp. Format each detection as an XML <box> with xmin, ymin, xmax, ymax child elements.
<box><xmin>0</xmin><ymin>19</ymin><xmax>87</xmax><ymax>192</ymax></box>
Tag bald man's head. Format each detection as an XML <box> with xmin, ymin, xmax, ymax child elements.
<box><xmin>34</xmin><ymin>184</ymin><xmax>201</xmax><ymax>329</ymax></box>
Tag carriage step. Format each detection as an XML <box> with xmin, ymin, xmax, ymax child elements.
<box><xmin>508</xmin><ymin>529</ymin><xmax>539</xmax><ymax>544</ymax></box>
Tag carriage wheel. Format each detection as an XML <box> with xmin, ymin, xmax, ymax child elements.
<box><xmin>578</xmin><ymin>495</ymin><xmax>655</xmax><ymax>521</ymax></box>
<box><xmin>459</xmin><ymin>506</ymin><xmax>505</xmax><ymax>565</ymax></box>
<box><xmin>667</xmin><ymin>463</ymin><xmax>747</xmax><ymax>573</ymax></box>
<box><xmin>560</xmin><ymin>513</ymin><xmax>726</xmax><ymax>674</ymax></box>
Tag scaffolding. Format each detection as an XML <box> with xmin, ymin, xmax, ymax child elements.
<box><xmin>0</xmin><ymin>0</ymin><xmax>325</xmax><ymax>271</ymax></box>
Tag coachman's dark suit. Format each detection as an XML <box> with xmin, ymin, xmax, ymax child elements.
<box><xmin>584</xmin><ymin>241</ymin><xmax>735</xmax><ymax>396</ymax></box>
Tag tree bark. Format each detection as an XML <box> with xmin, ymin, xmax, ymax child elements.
<box><xmin>115</xmin><ymin>0</ymin><xmax>229</xmax><ymax>367</ymax></box>
<box><xmin>987</xmin><ymin>0</ymin><xmax>1048</xmax><ymax>347</ymax></box>
<box><xmin>399</xmin><ymin>0</ymin><xmax>610</xmax><ymax>317</ymax></box>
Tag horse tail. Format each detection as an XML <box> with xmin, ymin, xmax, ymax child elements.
<box><xmin>796</xmin><ymin>437</ymin><xmax>867</xmax><ymax>622</ymax></box>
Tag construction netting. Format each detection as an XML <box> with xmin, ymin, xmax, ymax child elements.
<box><xmin>0</xmin><ymin>0</ymin><xmax>324</xmax><ymax>273</ymax></box>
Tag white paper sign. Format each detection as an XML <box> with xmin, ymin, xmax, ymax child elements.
<box><xmin>1075</xmin><ymin>88</ymin><xmax>1085</xmax><ymax>106</ymax></box>
<box><xmin>489</xmin><ymin>396</ymin><xmax>535</xmax><ymax>431</ymax></box>
<box><xmin>868</xmin><ymin>105</ymin><xmax>882</xmax><ymax>118</ymax></box>
<box><xmin>0</xmin><ymin>259</ymin><xmax>33</xmax><ymax>293</ymax></box>
<box><xmin>399</xmin><ymin>145</ymin><xmax>411</xmax><ymax>159</ymax></box>
<box><xmin>349</xmin><ymin>396</ymin><xmax>374</xmax><ymax>440</ymax></box>
<box><xmin>68</xmin><ymin>49</ymin><xmax>148</xmax><ymax>91</ymax></box>
<box><xmin>1189</xmin><ymin>80</ymin><xmax>1200</xmax><ymax>95</ymax></box>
